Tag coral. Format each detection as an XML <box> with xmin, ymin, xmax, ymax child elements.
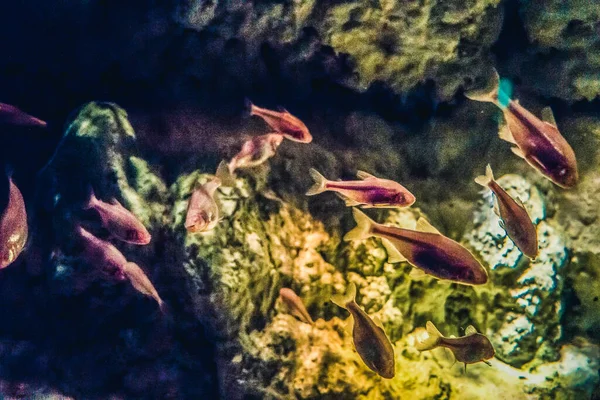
<box><xmin>177</xmin><ymin>0</ymin><xmax>504</xmax><ymax>99</ymax></box>
<box><xmin>519</xmin><ymin>0</ymin><xmax>600</xmax><ymax>101</ymax></box>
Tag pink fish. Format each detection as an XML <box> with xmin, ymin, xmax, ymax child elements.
<box><xmin>216</xmin><ymin>133</ymin><xmax>284</xmax><ymax>185</ymax></box>
<box><xmin>306</xmin><ymin>169</ymin><xmax>416</xmax><ymax>208</ymax></box>
<box><xmin>185</xmin><ymin>177</ymin><xmax>221</xmax><ymax>233</ymax></box>
<box><xmin>475</xmin><ymin>165</ymin><xmax>538</xmax><ymax>259</ymax></box>
<box><xmin>0</xmin><ymin>177</ymin><xmax>28</xmax><ymax>269</ymax></box>
<box><xmin>466</xmin><ymin>70</ymin><xmax>578</xmax><ymax>188</ymax></box>
<box><xmin>279</xmin><ymin>288</ymin><xmax>314</xmax><ymax>325</ymax></box>
<box><xmin>76</xmin><ymin>225</ymin><xmax>127</xmax><ymax>281</ymax></box>
<box><xmin>122</xmin><ymin>261</ymin><xmax>166</xmax><ymax>313</ymax></box>
<box><xmin>83</xmin><ymin>190</ymin><xmax>151</xmax><ymax>245</ymax></box>
<box><xmin>247</xmin><ymin>100</ymin><xmax>312</xmax><ymax>143</ymax></box>
<box><xmin>345</xmin><ymin>209</ymin><xmax>488</xmax><ymax>285</ymax></box>
<box><xmin>0</xmin><ymin>102</ymin><xmax>47</xmax><ymax>127</ymax></box>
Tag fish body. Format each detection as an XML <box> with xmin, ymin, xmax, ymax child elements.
<box><xmin>76</xmin><ymin>225</ymin><xmax>127</xmax><ymax>280</ymax></box>
<box><xmin>475</xmin><ymin>165</ymin><xmax>538</xmax><ymax>258</ymax></box>
<box><xmin>123</xmin><ymin>262</ymin><xmax>165</xmax><ymax>313</ymax></box>
<box><xmin>345</xmin><ymin>208</ymin><xmax>487</xmax><ymax>285</ymax></box>
<box><xmin>466</xmin><ymin>71</ymin><xmax>577</xmax><ymax>188</ymax></box>
<box><xmin>185</xmin><ymin>177</ymin><xmax>221</xmax><ymax>233</ymax></box>
<box><xmin>216</xmin><ymin>133</ymin><xmax>284</xmax><ymax>186</ymax></box>
<box><xmin>84</xmin><ymin>190</ymin><xmax>151</xmax><ymax>245</ymax></box>
<box><xmin>279</xmin><ymin>288</ymin><xmax>314</xmax><ymax>325</ymax></box>
<box><xmin>306</xmin><ymin>169</ymin><xmax>415</xmax><ymax>208</ymax></box>
<box><xmin>248</xmin><ymin>101</ymin><xmax>312</xmax><ymax>143</ymax></box>
<box><xmin>0</xmin><ymin>102</ymin><xmax>47</xmax><ymax>127</ymax></box>
<box><xmin>0</xmin><ymin>178</ymin><xmax>28</xmax><ymax>268</ymax></box>
<box><xmin>331</xmin><ymin>283</ymin><xmax>395</xmax><ymax>379</ymax></box>
<box><xmin>416</xmin><ymin>321</ymin><xmax>494</xmax><ymax>368</ymax></box>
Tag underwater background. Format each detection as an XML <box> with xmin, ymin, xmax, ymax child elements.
<box><xmin>1</xmin><ymin>0</ymin><xmax>600</xmax><ymax>399</ymax></box>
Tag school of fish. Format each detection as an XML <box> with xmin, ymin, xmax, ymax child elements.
<box><xmin>0</xmin><ymin>74</ymin><xmax>580</xmax><ymax>381</ymax></box>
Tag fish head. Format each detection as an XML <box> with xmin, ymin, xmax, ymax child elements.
<box><xmin>461</xmin><ymin>264</ymin><xmax>488</xmax><ymax>285</ymax></box>
<box><xmin>185</xmin><ymin>210</ymin><xmax>213</xmax><ymax>233</ymax></box>
<box><xmin>551</xmin><ymin>164</ymin><xmax>578</xmax><ymax>189</ymax></box>
<box><xmin>125</xmin><ymin>228</ymin><xmax>152</xmax><ymax>245</ymax></box>
<box><xmin>393</xmin><ymin>190</ymin><xmax>416</xmax><ymax>207</ymax></box>
<box><xmin>281</xmin><ymin>119</ymin><xmax>312</xmax><ymax>143</ymax></box>
<box><xmin>376</xmin><ymin>362</ymin><xmax>396</xmax><ymax>379</ymax></box>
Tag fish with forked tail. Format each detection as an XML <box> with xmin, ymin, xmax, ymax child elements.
<box><xmin>331</xmin><ymin>282</ymin><xmax>395</xmax><ymax>379</ymax></box>
<box><xmin>466</xmin><ymin>70</ymin><xmax>578</xmax><ymax>188</ymax></box>
<box><xmin>475</xmin><ymin>164</ymin><xmax>538</xmax><ymax>259</ymax></box>
<box><xmin>306</xmin><ymin>168</ymin><xmax>415</xmax><ymax>208</ymax></box>
<box><xmin>185</xmin><ymin>177</ymin><xmax>221</xmax><ymax>233</ymax></box>
<box><xmin>415</xmin><ymin>321</ymin><xmax>495</xmax><ymax>372</ymax></box>
<box><xmin>279</xmin><ymin>288</ymin><xmax>314</xmax><ymax>325</ymax></box>
<box><xmin>345</xmin><ymin>208</ymin><xmax>488</xmax><ymax>285</ymax></box>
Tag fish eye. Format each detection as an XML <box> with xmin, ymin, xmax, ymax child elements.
<box><xmin>558</xmin><ymin>168</ymin><xmax>567</xmax><ymax>177</ymax></box>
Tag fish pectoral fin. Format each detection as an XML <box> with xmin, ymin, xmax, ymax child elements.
<box><xmin>465</xmin><ymin>325</ymin><xmax>478</xmax><ymax>335</ymax></box>
<box><xmin>498</xmin><ymin>122</ymin><xmax>516</xmax><ymax>144</ymax></box>
<box><xmin>381</xmin><ymin>239</ymin><xmax>407</xmax><ymax>263</ymax></box>
<box><xmin>409</xmin><ymin>268</ymin><xmax>427</xmax><ymax>279</ymax></box>
<box><xmin>356</xmin><ymin>170</ymin><xmax>377</xmax><ymax>180</ymax></box>
<box><xmin>541</xmin><ymin>106</ymin><xmax>557</xmax><ymax>127</ymax></box>
<box><xmin>498</xmin><ymin>220</ymin><xmax>506</xmax><ymax>231</ymax></box>
<box><xmin>483</xmin><ymin>360</ymin><xmax>492</xmax><ymax>367</ymax></box>
<box><xmin>510</xmin><ymin>147</ymin><xmax>526</xmax><ymax>159</ymax></box>
<box><xmin>334</xmin><ymin>192</ymin><xmax>361</xmax><ymax>207</ymax></box>
<box><xmin>493</xmin><ymin>202</ymin><xmax>500</xmax><ymax>217</ymax></box>
<box><xmin>416</xmin><ymin>217</ymin><xmax>441</xmax><ymax>234</ymax></box>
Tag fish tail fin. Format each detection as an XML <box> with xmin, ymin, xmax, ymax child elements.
<box><xmin>465</xmin><ymin>69</ymin><xmax>501</xmax><ymax>106</ymax></box>
<box><xmin>83</xmin><ymin>186</ymin><xmax>99</xmax><ymax>210</ymax></box>
<box><xmin>4</xmin><ymin>163</ymin><xmax>14</xmax><ymax>179</ymax></box>
<box><xmin>474</xmin><ymin>164</ymin><xmax>495</xmax><ymax>187</ymax></box>
<box><xmin>343</xmin><ymin>208</ymin><xmax>375</xmax><ymax>241</ymax></box>
<box><xmin>331</xmin><ymin>282</ymin><xmax>357</xmax><ymax>309</ymax></box>
<box><xmin>215</xmin><ymin>160</ymin><xmax>236</xmax><ymax>187</ymax></box>
<box><xmin>305</xmin><ymin>168</ymin><xmax>329</xmax><ymax>196</ymax></box>
<box><xmin>158</xmin><ymin>299</ymin><xmax>169</xmax><ymax>315</ymax></box>
<box><xmin>244</xmin><ymin>98</ymin><xmax>256</xmax><ymax>117</ymax></box>
<box><xmin>416</xmin><ymin>321</ymin><xmax>444</xmax><ymax>351</ymax></box>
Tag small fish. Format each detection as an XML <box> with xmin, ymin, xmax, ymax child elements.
<box><xmin>122</xmin><ymin>261</ymin><xmax>166</xmax><ymax>313</ymax></box>
<box><xmin>185</xmin><ymin>177</ymin><xmax>221</xmax><ymax>233</ymax></box>
<box><xmin>76</xmin><ymin>225</ymin><xmax>127</xmax><ymax>280</ymax></box>
<box><xmin>216</xmin><ymin>133</ymin><xmax>284</xmax><ymax>185</ymax></box>
<box><xmin>247</xmin><ymin>100</ymin><xmax>312</xmax><ymax>143</ymax></box>
<box><xmin>0</xmin><ymin>177</ymin><xmax>28</xmax><ymax>269</ymax></box>
<box><xmin>466</xmin><ymin>70</ymin><xmax>578</xmax><ymax>188</ymax></box>
<box><xmin>83</xmin><ymin>189</ymin><xmax>151</xmax><ymax>245</ymax></box>
<box><xmin>345</xmin><ymin>208</ymin><xmax>488</xmax><ymax>285</ymax></box>
<box><xmin>279</xmin><ymin>288</ymin><xmax>314</xmax><ymax>325</ymax></box>
<box><xmin>306</xmin><ymin>169</ymin><xmax>415</xmax><ymax>208</ymax></box>
<box><xmin>415</xmin><ymin>321</ymin><xmax>495</xmax><ymax>371</ymax></box>
<box><xmin>331</xmin><ymin>282</ymin><xmax>395</xmax><ymax>379</ymax></box>
<box><xmin>0</xmin><ymin>102</ymin><xmax>47</xmax><ymax>127</ymax></box>
<box><xmin>475</xmin><ymin>164</ymin><xmax>538</xmax><ymax>259</ymax></box>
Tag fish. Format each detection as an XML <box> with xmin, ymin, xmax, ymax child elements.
<box><xmin>247</xmin><ymin>100</ymin><xmax>312</xmax><ymax>143</ymax></box>
<box><xmin>0</xmin><ymin>177</ymin><xmax>28</xmax><ymax>269</ymax></box>
<box><xmin>279</xmin><ymin>288</ymin><xmax>314</xmax><ymax>325</ymax></box>
<box><xmin>185</xmin><ymin>177</ymin><xmax>221</xmax><ymax>233</ymax></box>
<box><xmin>331</xmin><ymin>282</ymin><xmax>395</xmax><ymax>379</ymax></box>
<box><xmin>466</xmin><ymin>70</ymin><xmax>578</xmax><ymax>188</ymax></box>
<box><xmin>415</xmin><ymin>321</ymin><xmax>495</xmax><ymax>371</ymax></box>
<box><xmin>216</xmin><ymin>133</ymin><xmax>284</xmax><ymax>185</ymax></box>
<box><xmin>76</xmin><ymin>225</ymin><xmax>127</xmax><ymax>281</ymax></box>
<box><xmin>83</xmin><ymin>189</ymin><xmax>151</xmax><ymax>245</ymax></box>
<box><xmin>122</xmin><ymin>261</ymin><xmax>166</xmax><ymax>313</ymax></box>
<box><xmin>0</xmin><ymin>102</ymin><xmax>47</xmax><ymax>127</ymax></box>
<box><xmin>475</xmin><ymin>164</ymin><xmax>538</xmax><ymax>259</ymax></box>
<box><xmin>345</xmin><ymin>208</ymin><xmax>488</xmax><ymax>285</ymax></box>
<box><xmin>306</xmin><ymin>169</ymin><xmax>416</xmax><ymax>208</ymax></box>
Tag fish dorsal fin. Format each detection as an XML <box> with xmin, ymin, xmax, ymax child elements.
<box><xmin>449</xmin><ymin>334</ymin><xmax>457</xmax><ymax>339</ymax></box>
<box><xmin>498</xmin><ymin>122</ymin><xmax>516</xmax><ymax>144</ymax></box>
<box><xmin>372</xmin><ymin>316</ymin><xmax>385</xmax><ymax>330</ymax></box>
<box><xmin>356</xmin><ymin>170</ymin><xmax>377</xmax><ymax>180</ymax></box>
<box><xmin>465</xmin><ymin>325</ymin><xmax>478</xmax><ymax>335</ymax></box>
<box><xmin>416</xmin><ymin>217</ymin><xmax>440</xmax><ymax>234</ymax></box>
<box><xmin>541</xmin><ymin>107</ymin><xmax>557</xmax><ymax>127</ymax></box>
<box><xmin>409</xmin><ymin>268</ymin><xmax>426</xmax><ymax>279</ymax></box>
<box><xmin>381</xmin><ymin>239</ymin><xmax>407</xmax><ymax>263</ymax></box>
<box><xmin>277</xmin><ymin>106</ymin><xmax>290</xmax><ymax>114</ymax></box>
<box><xmin>510</xmin><ymin>147</ymin><xmax>526</xmax><ymax>159</ymax></box>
